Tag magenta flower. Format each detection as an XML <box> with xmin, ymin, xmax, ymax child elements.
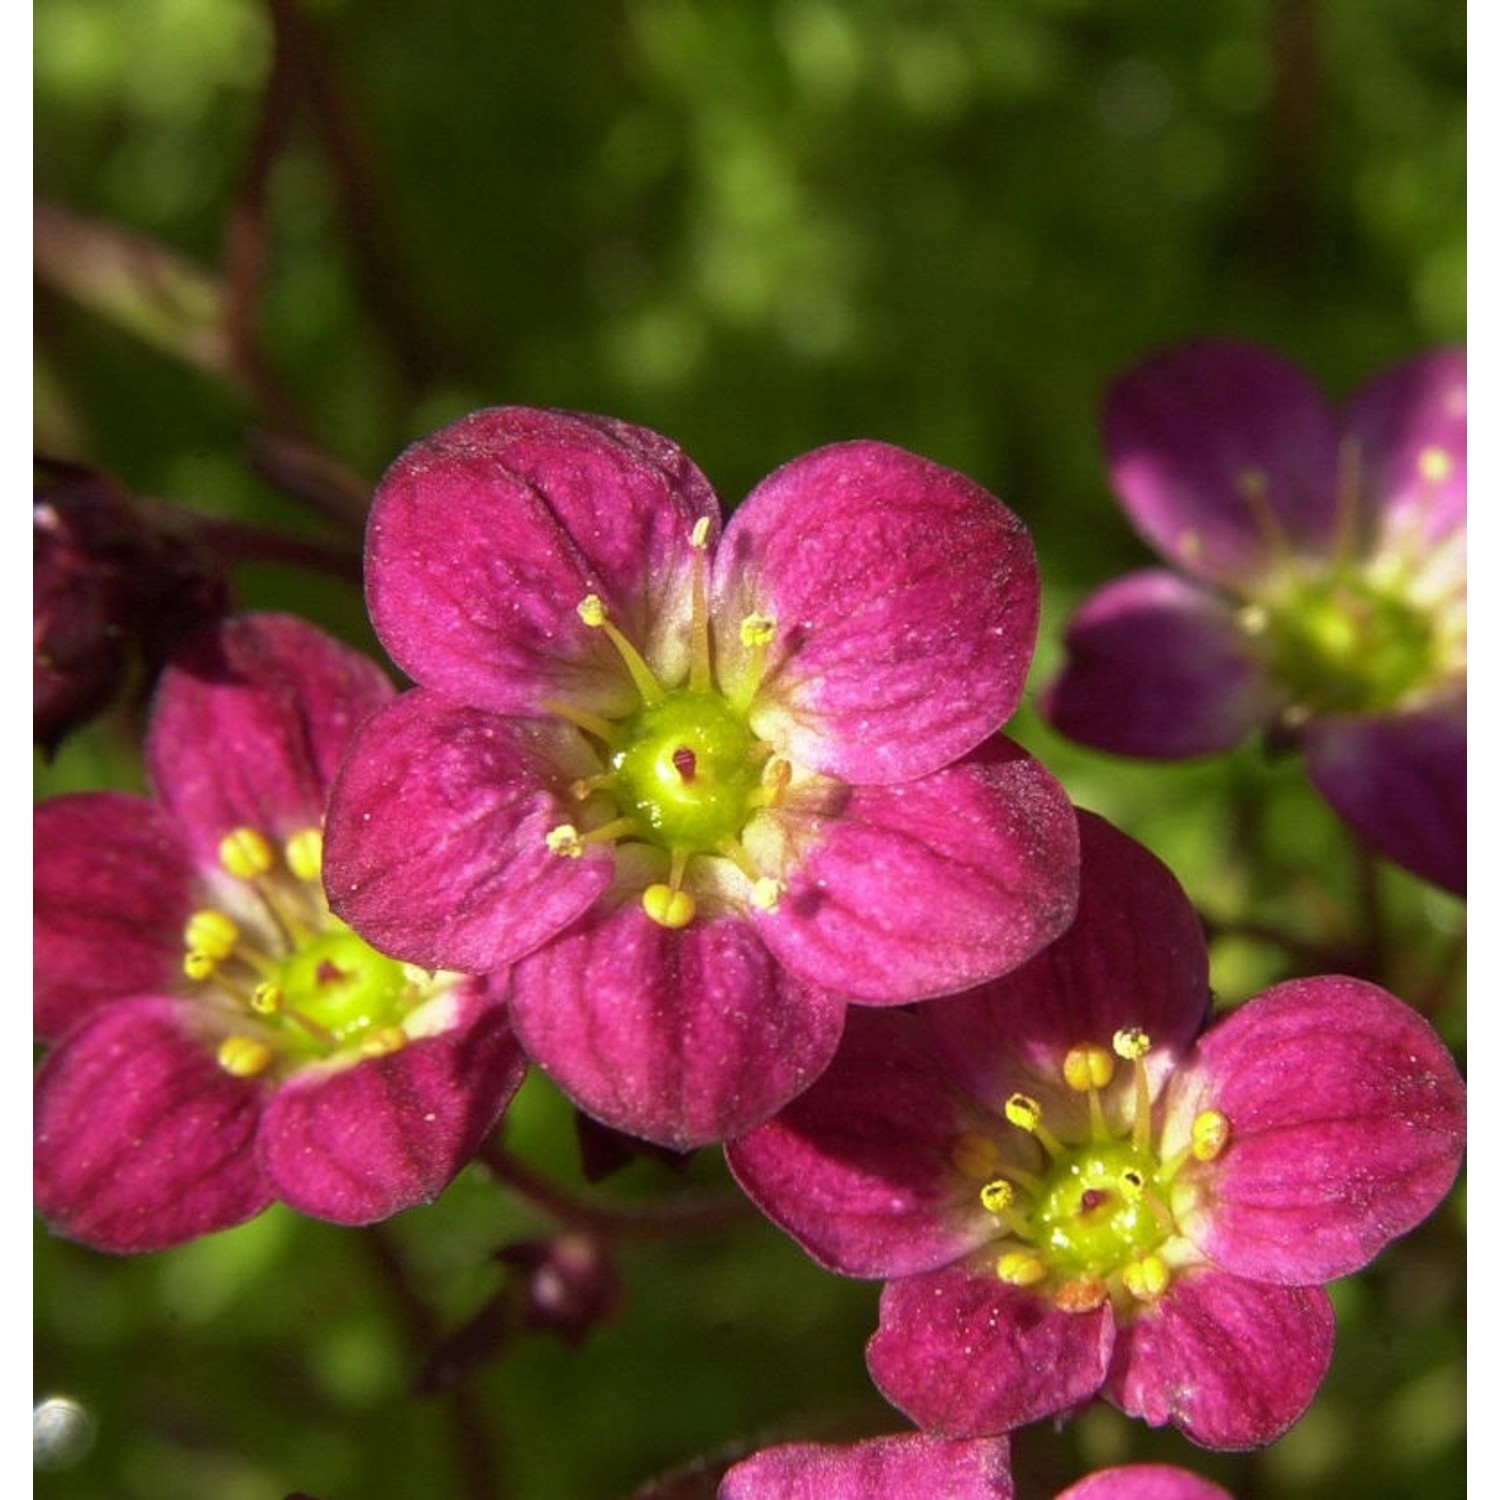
<box><xmin>719</xmin><ymin>1433</ymin><xmax>1232</xmax><ymax>1500</ymax></box>
<box><xmin>321</xmin><ymin>408</ymin><xmax>1078</xmax><ymax>1149</ymax></box>
<box><xmin>34</xmin><ymin>614</ymin><xmax>527</xmax><ymax>1253</ymax></box>
<box><xmin>727</xmin><ymin>813</ymin><xmax>1465</xmax><ymax>1450</ymax></box>
<box><xmin>720</xmin><ymin>1432</ymin><xmax>1014</xmax><ymax>1499</ymax></box>
<box><xmin>1042</xmin><ymin>342</ymin><xmax>1466</xmax><ymax>894</ymax></box>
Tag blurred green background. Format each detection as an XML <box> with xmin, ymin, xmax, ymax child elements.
<box><xmin>34</xmin><ymin>1</ymin><xmax>1464</xmax><ymax>1497</ymax></box>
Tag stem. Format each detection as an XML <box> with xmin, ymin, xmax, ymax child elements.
<box><xmin>479</xmin><ymin>1140</ymin><xmax>754</xmax><ymax>1242</ymax></box>
<box><xmin>361</xmin><ymin>1225</ymin><xmax>505</xmax><ymax>1500</ymax></box>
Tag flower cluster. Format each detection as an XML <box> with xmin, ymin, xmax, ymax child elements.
<box><xmin>1043</xmin><ymin>342</ymin><xmax>1466</xmax><ymax>894</ymax></box>
<box><xmin>33</xmin><ymin>369</ymin><xmax>1465</xmax><ymax>1491</ymax></box>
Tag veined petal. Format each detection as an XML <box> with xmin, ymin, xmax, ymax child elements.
<box><xmin>1104</xmin><ymin>341</ymin><xmax>1342</xmax><ymax>587</ymax></box>
<box><xmin>720</xmin><ymin>1433</ymin><xmax>1014</xmax><ymax>1500</ymax></box>
<box><xmin>727</xmin><ymin>1009</ymin><xmax>994</xmax><ymax>1279</ymax></box>
<box><xmin>1056</xmin><ymin>1465</ymin><xmax>1234</xmax><ymax>1500</ymax></box>
<box><xmin>868</xmin><ymin>1266</ymin><xmax>1113</xmax><ymax>1436</ymax></box>
<box><xmin>1303</xmin><ymin>708</ymin><xmax>1466</xmax><ymax>896</ymax></box>
<box><xmin>34</xmin><ymin>997</ymin><xmax>273</xmax><ymax>1252</ymax></box>
<box><xmin>1106</xmin><ymin>1272</ymin><xmax>1334</xmax><ymax>1450</ymax></box>
<box><xmin>1166</xmin><ymin>977</ymin><xmax>1466</xmax><ymax>1285</ymax></box>
<box><xmin>755</xmin><ymin>739</ymin><xmax>1078</xmax><ymax>1004</ymax></box>
<box><xmin>34</xmin><ymin>792</ymin><xmax>198</xmax><ymax>1039</ymax></box>
<box><xmin>508</xmin><ymin>904</ymin><xmax>846</xmax><ymax>1150</ymax></box>
<box><xmin>715</xmin><ymin>441</ymin><xmax>1039</xmax><ymax>784</ymax></box>
<box><xmin>366</xmin><ymin>408</ymin><xmax>719</xmax><ymax>716</ymax></box>
<box><xmin>923</xmin><ymin>812</ymin><xmax>1209</xmax><ymax>1124</ymax></box>
<box><xmin>149</xmin><ymin>613</ymin><xmax>394</xmax><ymax>862</ymax></box>
<box><xmin>259</xmin><ymin>982</ymin><xmax>527</xmax><ymax>1224</ymax></box>
<box><xmin>1344</xmin><ymin>346</ymin><xmax>1466</xmax><ymax>546</ymax></box>
<box><xmin>323</xmin><ymin>691</ymin><xmax>612</xmax><ymax>973</ymax></box>
<box><xmin>1042</xmin><ymin>571</ymin><xmax>1276</xmax><ymax>759</ymax></box>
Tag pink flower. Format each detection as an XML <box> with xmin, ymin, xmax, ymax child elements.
<box><xmin>727</xmin><ymin>814</ymin><xmax>1465</xmax><ymax>1449</ymax></box>
<box><xmin>719</xmin><ymin>1433</ymin><xmax>1232</xmax><ymax>1500</ymax></box>
<box><xmin>321</xmin><ymin>408</ymin><xmax>1078</xmax><ymax>1149</ymax></box>
<box><xmin>1043</xmin><ymin>342</ymin><xmax>1465</xmax><ymax>894</ymax></box>
<box><xmin>34</xmin><ymin>614</ymin><xmax>527</xmax><ymax>1253</ymax></box>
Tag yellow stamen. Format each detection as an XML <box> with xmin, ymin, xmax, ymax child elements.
<box><xmin>689</xmin><ymin>518</ymin><xmax>713</xmax><ymax>694</ymax></box>
<box><xmin>1004</xmin><ymin>1093</ymin><xmax>1066</xmax><ymax>1159</ymax></box>
<box><xmin>750</xmin><ymin>757</ymin><xmax>792</xmax><ymax>810</ymax></box>
<box><xmin>642</xmin><ymin>883</ymin><xmax>696</xmax><ymax>928</ymax></box>
<box><xmin>1236</xmin><ymin>468</ymin><xmax>1296</xmax><ymax>564</ymax></box>
<box><xmin>1063</xmin><ymin>1043</ymin><xmax>1115</xmax><ymax>1092</ymax></box>
<box><xmin>220</xmin><ymin>827</ymin><xmax>275</xmax><ymax>880</ymax></box>
<box><xmin>979</xmin><ymin>1178</ymin><xmax>1015</xmax><ymax>1214</ymax></box>
<box><xmin>250</xmin><ymin>982</ymin><xmax>284</xmax><ymax>1016</ymax></box>
<box><xmin>183</xmin><ymin>951</ymin><xmax>219</xmax><ymax>981</ymax></box>
<box><xmin>285</xmin><ymin>828</ymin><xmax>324</xmax><ymax>883</ymax></box>
<box><xmin>1113</xmin><ymin>1028</ymin><xmax>1154</xmax><ymax>1153</ymax></box>
<box><xmin>996</xmin><ymin>1251</ymin><xmax>1047</xmax><ymax>1288</ymax></box>
<box><xmin>1191</xmin><ymin>1109</ymin><xmax>1230</xmax><ymax>1162</ymax></box>
<box><xmin>545</xmin><ymin>818</ymin><xmax>637</xmax><ymax>858</ymax></box>
<box><xmin>749</xmin><ymin>877</ymin><xmax>782</xmax><ymax>912</ymax></box>
<box><xmin>360</xmin><ymin>1026</ymin><xmax>409</xmax><ymax>1059</ymax></box>
<box><xmin>578</xmin><ymin>595</ymin><xmax>664</xmax><ymax>705</ymax></box>
<box><xmin>1121</xmin><ymin>1254</ymin><xmax>1171</xmax><ymax>1302</ymax></box>
<box><xmin>217</xmin><ymin>1035</ymin><xmax>273</xmax><ymax>1078</ymax></box>
<box><xmin>541</xmin><ymin>697</ymin><xmax>622</xmax><ymax>744</ymax></box>
<box><xmin>184</xmin><ymin>910</ymin><xmax>239</xmax><ymax>962</ymax></box>
<box><xmin>951</xmin><ymin>1130</ymin><xmax>1003</xmax><ymax>1181</ymax></box>
<box><xmin>1112</xmin><ymin>1027</ymin><xmax>1151</xmax><ymax>1060</ymax></box>
<box><xmin>732</xmin><ymin>612</ymin><xmax>777</xmax><ymax>711</ymax></box>
<box><xmin>1054</xmin><ymin>1275</ymin><xmax>1109</xmax><ymax>1313</ymax></box>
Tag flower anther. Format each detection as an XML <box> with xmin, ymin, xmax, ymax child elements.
<box><xmin>544</xmin><ymin>535</ymin><xmax>788</xmax><ymax>930</ymax></box>
<box><xmin>185</xmin><ymin>824</ymin><xmax>442</xmax><ymax>1078</ymax></box>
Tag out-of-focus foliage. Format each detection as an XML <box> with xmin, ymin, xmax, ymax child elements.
<box><xmin>34</xmin><ymin>2</ymin><xmax>1464</xmax><ymax>1497</ymax></box>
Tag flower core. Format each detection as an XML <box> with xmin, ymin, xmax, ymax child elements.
<box><xmin>954</xmin><ymin>1031</ymin><xmax>1227</xmax><ymax>1315</ymax></box>
<box><xmin>545</xmin><ymin>527</ymin><xmax>790</xmax><ymax>928</ymax></box>
<box><xmin>185</xmin><ymin>825</ymin><xmax>440</xmax><ymax>1078</ymax></box>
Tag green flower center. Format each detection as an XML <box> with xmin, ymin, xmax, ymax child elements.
<box><xmin>952</xmin><ymin>1032</ymin><xmax>1230</xmax><ymax>1315</ymax></box>
<box><xmin>1030</xmin><ymin>1143</ymin><xmax>1170</xmax><ymax>1279</ymax></box>
<box><xmin>1256</xmin><ymin>573</ymin><xmax>1438</xmax><ymax>716</ymax></box>
<box><xmin>610</xmin><ymin>692</ymin><xmax>764</xmax><ymax>853</ymax></box>
<box><xmin>183</xmin><ymin>825</ymin><xmax>436</xmax><ymax>1080</ymax></box>
<box><xmin>542</xmin><ymin>536</ymin><xmax>796</xmax><ymax>929</ymax></box>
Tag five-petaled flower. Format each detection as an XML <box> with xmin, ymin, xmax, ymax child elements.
<box><xmin>727</xmin><ymin>813</ymin><xmax>1465</xmax><ymax>1450</ymax></box>
<box><xmin>34</xmin><ymin>614</ymin><xmax>528</xmax><ymax>1253</ymax></box>
<box><xmin>1042</xmin><ymin>341</ymin><xmax>1466</xmax><ymax>895</ymax></box>
<box><xmin>321</xmin><ymin>408</ymin><xmax>1079</xmax><ymax>1149</ymax></box>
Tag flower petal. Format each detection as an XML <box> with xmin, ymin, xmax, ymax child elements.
<box><xmin>323</xmin><ymin>690</ymin><xmax>612</xmax><ymax>972</ymax></box>
<box><xmin>756</xmin><ymin>738</ymin><xmax>1079</xmax><ymax>1003</ymax></box>
<box><xmin>1167</xmin><ymin>977</ymin><xmax>1466</xmax><ymax>1284</ymax></box>
<box><xmin>1055</xmin><ymin>1464</ymin><xmax>1234</xmax><ymax>1500</ymax></box>
<box><xmin>1344</xmin><ymin>346</ymin><xmax>1466</xmax><ymax>546</ymax></box>
<box><xmin>1302</xmin><ymin>708</ymin><xmax>1466</xmax><ymax>896</ymax></box>
<box><xmin>922</xmin><ymin>811</ymin><xmax>1210</xmax><ymax>1122</ymax></box>
<box><xmin>720</xmin><ymin>1433</ymin><xmax>1014</xmax><ymax>1500</ymax></box>
<box><xmin>1106</xmin><ymin>1272</ymin><xmax>1334</xmax><ymax>1449</ymax></box>
<box><xmin>365</xmin><ymin>407</ymin><xmax>719</xmax><ymax>716</ymax></box>
<box><xmin>34</xmin><ymin>792</ymin><xmax>198</xmax><ymax>1039</ymax></box>
<box><xmin>867</xmin><ymin>1266</ymin><xmax>1113</xmax><ymax>1436</ymax></box>
<box><xmin>34</xmin><ymin>997</ymin><xmax>273</xmax><ymax>1252</ymax></box>
<box><xmin>259</xmin><ymin>982</ymin><xmax>527</xmax><ymax>1224</ymax></box>
<box><xmin>1042</xmin><ymin>570</ymin><xmax>1276</xmax><ymax>758</ymax></box>
<box><xmin>727</xmin><ymin>1009</ymin><xmax>994</xmax><ymax>1278</ymax></box>
<box><xmin>1104</xmin><ymin>341</ymin><xmax>1342</xmax><ymax>586</ymax></box>
<box><xmin>149</xmin><ymin>613</ymin><xmax>394</xmax><ymax>862</ymax></box>
<box><xmin>715</xmin><ymin>441</ymin><xmax>1039</xmax><ymax>783</ymax></box>
<box><xmin>509</xmin><ymin>904</ymin><xmax>846</xmax><ymax>1150</ymax></box>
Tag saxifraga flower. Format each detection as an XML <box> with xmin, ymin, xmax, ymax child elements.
<box><xmin>1042</xmin><ymin>342</ymin><xmax>1465</xmax><ymax>895</ymax></box>
<box><xmin>718</xmin><ymin>1432</ymin><xmax>1233</xmax><ymax>1500</ymax></box>
<box><xmin>727</xmin><ymin>813</ymin><xmax>1465</xmax><ymax>1450</ymax></box>
<box><xmin>34</xmin><ymin>614</ymin><xmax>527</xmax><ymax>1253</ymax></box>
<box><xmin>321</xmin><ymin>407</ymin><xmax>1080</xmax><ymax>1150</ymax></box>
